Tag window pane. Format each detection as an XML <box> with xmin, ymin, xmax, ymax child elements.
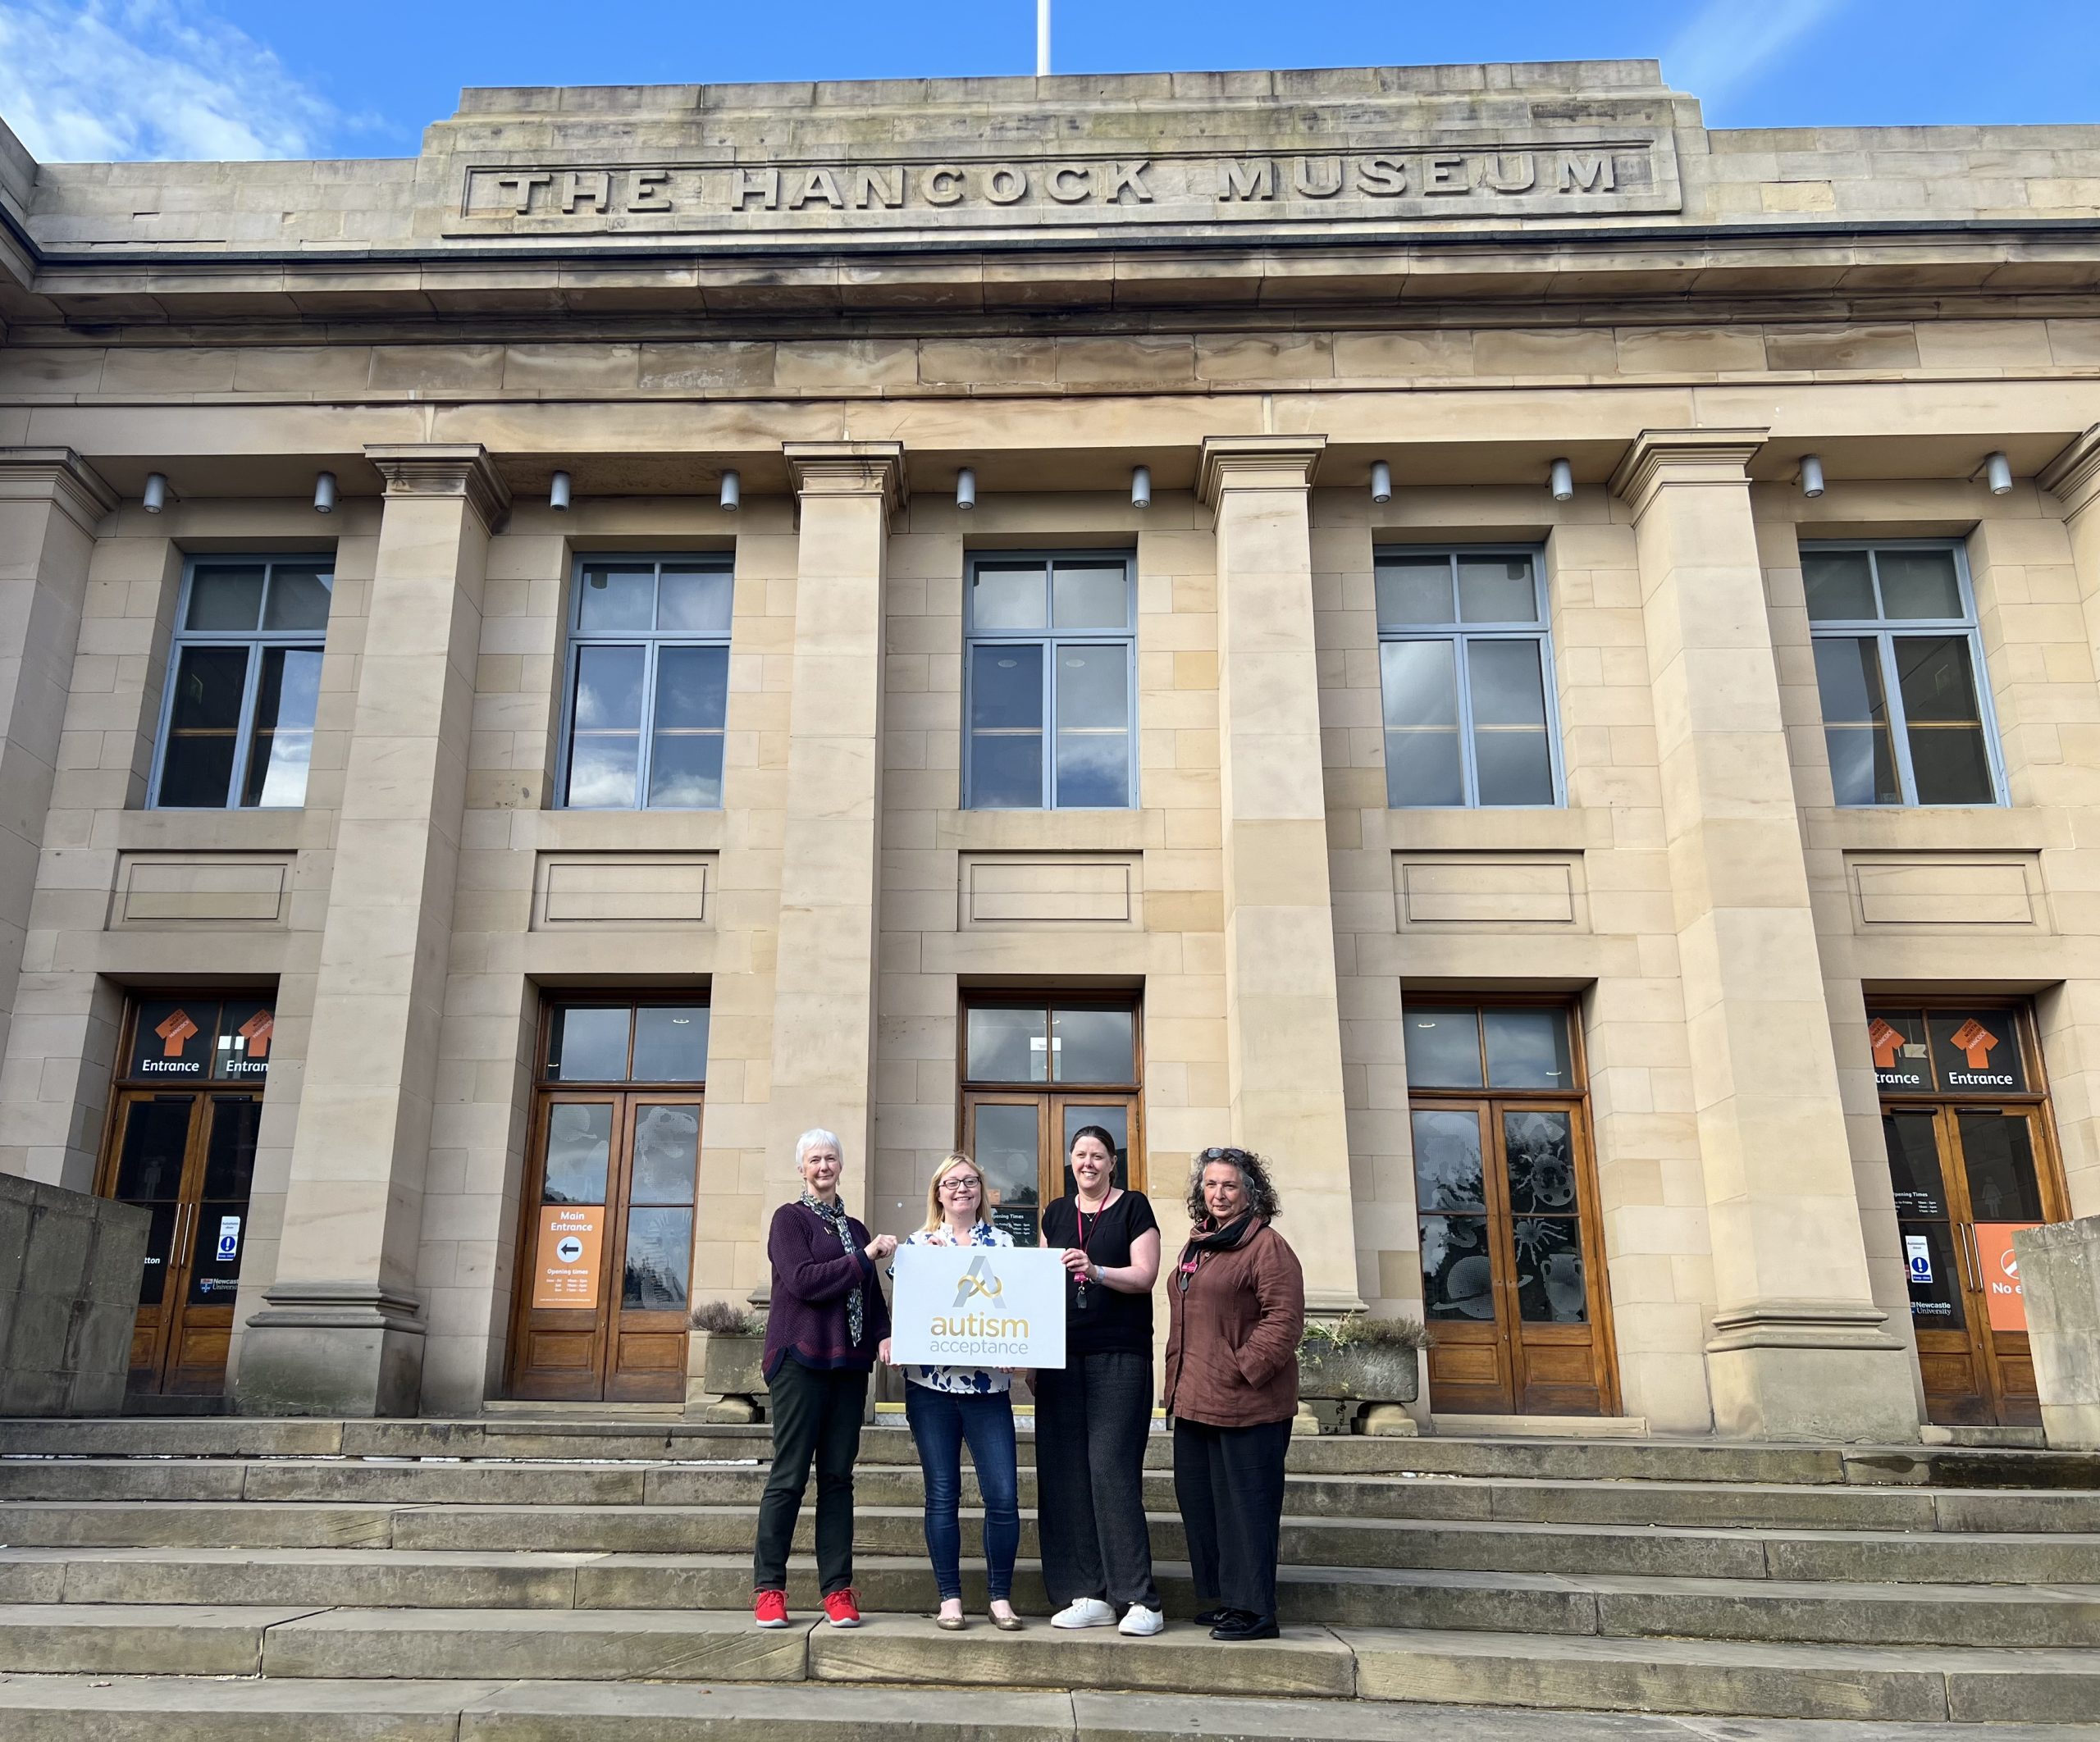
<box><xmin>967</xmin><ymin>1006</ymin><xmax>1047</xmax><ymax>1083</ymax></box>
<box><xmin>1412</xmin><ymin>1107</ymin><xmax>1486</xmax><ymax>1211</ymax></box>
<box><xmin>1956</xmin><ymin>1113</ymin><xmax>2043</xmax><ymax>1223</ymax></box>
<box><xmin>136</xmin><ymin>1204</ymin><xmax>178</xmax><ymax>1305</ymax></box>
<box><xmin>186</xmin><ymin>564</ymin><xmax>265</xmax><ymax>632</ymax></box>
<box><xmin>656</xmin><ymin>565</ymin><xmax>733</xmax><ymax>632</ymax></box>
<box><xmin>632</xmin><ymin>1006</ymin><xmax>708</xmax><ymax>1083</ymax></box>
<box><xmin>1467</xmin><ymin>640</ymin><xmax>1554</xmax><ymax>805</ymax></box>
<box><xmin>1876</xmin><ymin>550</ymin><xmax>1962</xmax><ymax>620</ymax></box>
<box><xmin>1901</xmin><ymin>1219</ymin><xmax>1965</xmax><ymax>1329</ymax></box>
<box><xmin>1882</xmin><ymin>1111</ymin><xmax>1949</xmax><ymax>1219</ymax></box>
<box><xmin>1054</xmin><ymin>645</ymin><xmax>1130</xmax><ymax>808</ymax></box>
<box><xmin>541</xmin><ymin>1101</ymin><xmax>613</xmax><ymax>1203</ymax></box>
<box><xmin>1418</xmin><ymin>1215</ymin><xmax>1496</xmax><ymax>1320</ymax></box>
<box><xmin>130</xmin><ymin>999</ymin><xmax>214</xmax><ymax>1080</ymax></box>
<box><xmin>262</xmin><ymin>566</ymin><xmax>333</xmax><ymax>632</ymax></box>
<box><xmin>566</xmin><ymin>645</ymin><xmax>646</xmax><ymax>808</ymax></box>
<box><xmin>622</xmin><ymin>1206</ymin><xmax>692</xmax><ymax>1311</ymax></box>
<box><xmin>1381</xmin><ymin>639</ymin><xmax>1463</xmax><ymax>807</ymax></box>
<box><xmin>546</xmin><ymin>1006</ymin><xmax>629</xmax><ymax>1083</ymax></box>
<box><xmin>199</xmin><ymin>1095</ymin><xmax>260</xmax><ymax>1201</ymax></box>
<box><xmin>1404</xmin><ymin>1007</ymin><xmax>1483</xmax><ymax>1088</ymax></box>
<box><xmin>1894</xmin><ymin>636</ymin><xmax>1994</xmax><ymax>805</ymax></box>
<box><xmin>242</xmin><ymin>647</ymin><xmax>322</xmax><ymax>808</ymax></box>
<box><xmin>1376</xmin><ymin>554</ymin><xmax>1454</xmax><ymax>627</ymax></box>
<box><xmin>1812</xmin><ymin>636</ymin><xmax>1900</xmax><ymax>805</ymax></box>
<box><xmin>974</xmin><ymin>1102</ymin><xmax>1041</xmax><ymax>1246</ymax></box>
<box><xmin>1052</xmin><ymin>1007</ymin><xmax>1134</xmax><ymax>1083</ymax></box>
<box><xmin>213</xmin><ymin>998</ymin><xmax>275</xmax><ymax>1083</ymax></box>
<box><xmin>1061</xmin><ymin>1104</ymin><xmax>1130</xmax><ymax>1199</ymax></box>
<box><xmin>970</xmin><ymin>563</ymin><xmax>1047</xmax><ymax>631</ymax></box>
<box><xmin>1485</xmin><ymin>1009</ymin><xmax>1573</xmax><ymax>1089</ymax></box>
<box><xmin>1503</xmin><ymin>1110</ymin><xmax>1577</xmax><ymax>1212</ymax></box>
<box><xmin>1802</xmin><ymin>550</ymin><xmax>1875</xmax><ymax>622</ymax></box>
<box><xmin>1052</xmin><ymin>563</ymin><xmax>1128</xmax><ymax>629</ymax></box>
<box><xmin>1513</xmin><ymin>1215</ymin><xmax>1586</xmax><ymax>1323</ymax></box>
<box><xmin>159</xmin><ymin>645</ymin><xmax>249</xmax><ymax>806</ymax></box>
<box><xmin>577</xmin><ymin>563</ymin><xmax>655</xmax><ymax>632</ymax></box>
<box><xmin>1457</xmin><ymin>555</ymin><xmax>1537</xmax><ymax>624</ymax></box>
<box><xmin>629</xmin><ymin>1103</ymin><xmax>701</xmax><ymax>1205</ymax></box>
<box><xmin>969</xmin><ymin>642</ymin><xmax>1043</xmax><ymax>808</ymax></box>
<box><xmin>1927</xmin><ymin>1010</ymin><xmax>2026</xmax><ymax>1094</ymax></box>
<box><xmin>114</xmin><ymin>1097</ymin><xmax>194</xmax><ymax>1202</ymax></box>
<box><xmin>649</xmin><ymin>645</ymin><xmax>728</xmax><ymax>808</ymax></box>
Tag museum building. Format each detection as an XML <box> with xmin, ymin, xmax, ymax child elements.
<box><xmin>1</xmin><ymin>59</ymin><xmax>2098</xmax><ymax>1440</ymax></box>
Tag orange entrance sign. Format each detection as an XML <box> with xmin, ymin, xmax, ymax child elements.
<box><xmin>532</xmin><ymin>1205</ymin><xmax>603</xmax><ymax>1308</ymax></box>
<box><xmin>1973</xmin><ymin>1222</ymin><xmax>2040</xmax><ymax>1333</ymax></box>
<box><xmin>237</xmin><ymin>1010</ymin><xmax>275</xmax><ymax>1058</ymax></box>
<box><xmin>156</xmin><ymin>1008</ymin><xmax>199</xmax><ymax>1056</ymax></box>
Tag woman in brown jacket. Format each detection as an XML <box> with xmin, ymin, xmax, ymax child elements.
<box><xmin>1162</xmin><ymin>1145</ymin><xmax>1305</xmax><ymax>1641</ymax></box>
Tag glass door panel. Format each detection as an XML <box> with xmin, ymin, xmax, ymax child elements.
<box><xmin>607</xmin><ymin>1097</ymin><xmax>701</xmax><ymax>1401</ymax></box>
<box><xmin>108</xmin><ymin>1093</ymin><xmax>198</xmax><ymax>1389</ymax></box>
<box><xmin>1057</xmin><ymin>1101</ymin><xmax>1130</xmax><ymax>1201</ymax></box>
<box><xmin>513</xmin><ymin>1094</ymin><xmax>620</xmax><ymax>1399</ymax></box>
<box><xmin>1948</xmin><ymin>1109</ymin><xmax>2051</xmax><ymax>1425</ymax></box>
<box><xmin>968</xmin><ymin>1097</ymin><xmax>1043</xmax><ymax>1247</ymax></box>
<box><xmin>1413</xmin><ymin>1104</ymin><xmax>1512</xmax><ymax>1412</ymax></box>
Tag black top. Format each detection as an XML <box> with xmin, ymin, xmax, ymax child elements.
<box><xmin>1042</xmin><ymin>1189</ymin><xmax>1159</xmax><ymax>1357</ymax></box>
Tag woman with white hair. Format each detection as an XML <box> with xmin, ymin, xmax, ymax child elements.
<box><xmin>751</xmin><ymin>1128</ymin><xmax>895</xmax><ymax>1631</ymax></box>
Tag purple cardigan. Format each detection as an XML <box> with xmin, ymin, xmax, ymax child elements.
<box><xmin>762</xmin><ymin>1200</ymin><xmax>891</xmax><ymax>1379</ymax></box>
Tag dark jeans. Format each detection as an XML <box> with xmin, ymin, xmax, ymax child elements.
<box><xmin>903</xmin><ymin>1381</ymin><xmax>1020</xmax><ymax>1601</ymax></box>
<box><xmin>753</xmin><ymin>1358</ymin><xmax>868</xmax><ymax>1596</ymax></box>
<box><xmin>1173</xmin><ymin>1415</ymin><xmax>1292</xmax><ymax>1622</ymax></box>
<box><xmin>1032</xmin><ymin>1348</ymin><xmax>1160</xmax><ymax>1611</ymax></box>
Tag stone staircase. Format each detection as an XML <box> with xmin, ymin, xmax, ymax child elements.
<box><xmin>0</xmin><ymin>1416</ymin><xmax>2098</xmax><ymax>1738</ymax></box>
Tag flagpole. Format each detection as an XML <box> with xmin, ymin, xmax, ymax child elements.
<box><xmin>1037</xmin><ymin>0</ymin><xmax>1050</xmax><ymax>75</ymax></box>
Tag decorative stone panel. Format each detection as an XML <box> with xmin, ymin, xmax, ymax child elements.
<box><xmin>108</xmin><ymin>854</ymin><xmax>292</xmax><ymax>928</ymax></box>
<box><xmin>1394</xmin><ymin>853</ymin><xmax>1587</xmax><ymax>930</ymax></box>
<box><xmin>532</xmin><ymin>853</ymin><xmax>715</xmax><ymax>928</ymax></box>
<box><xmin>1845</xmin><ymin>853</ymin><xmax>2047</xmax><ymax>931</ymax></box>
<box><xmin>959</xmin><ymin>853</ymin><xmax>1143</xmax><ymax>929</ymax></box>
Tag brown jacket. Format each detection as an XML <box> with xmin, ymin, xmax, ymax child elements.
<box><xmin>1162</xmin><ymin>1220</ymin><xmax>1306</xmax><ymax>1427</ymax></box>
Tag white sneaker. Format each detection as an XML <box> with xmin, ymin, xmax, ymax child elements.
<box><xmin>1050</xmin><ymin>1598</ymin><xmax>1116</xmax><ymax>1630</ymax></box>
<box><xmin>1118</xmin><ymin>1604</ymin><xmax>1165</xmax><ymax>1637</ymax></box>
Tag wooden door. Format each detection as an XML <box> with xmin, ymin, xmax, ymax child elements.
<box><xmin>1414</xmin><ymin>1097</ymin><xmax>1616</xmax><ymax>1415</ymax></box>
<box><xmin>509</xmin><ymin>1091</ymin><xmax>701</xmax><ymax>1401</ymax></box>
<box><xmin>1888</xmin><ymin>1104</ymin><xmax>2057</xmax><ymax>1426</ymax></box>
<box><xmin>105</xmin><ymin>1088</ymin><xmax>260</xmax><ymax>1394</ymax></box>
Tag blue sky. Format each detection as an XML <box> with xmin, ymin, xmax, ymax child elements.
<box><xmin>0</xmin><ymin>0</ymin><xmax>2093</xmax><ymax>162</ymax></box>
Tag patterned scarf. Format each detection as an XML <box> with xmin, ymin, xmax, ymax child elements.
<box><xmin>801</xmin><ymin>1190</ymin><xmax>864</xmax><ymax>1347</ymax></box>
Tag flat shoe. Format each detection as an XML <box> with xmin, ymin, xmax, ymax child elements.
<box><xmin>936</xmin><ymin>1614</ymin><xmax>968</xmax><ymax>1631</ymax></box>
<box><xmin>990</xmin><ymin>1611</ymin><xmax>1024</xmax><ymax>1631</ymax></box>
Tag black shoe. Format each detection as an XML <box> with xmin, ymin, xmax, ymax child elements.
<box><xmin>1209</xmin><ymin>1611</ymin><xmax>1280</xmax><ymax>1642</ymax></box>
<box><xmin>1192</xmin><ymin>1607</ymin><xmax>1226</xmax><ymax>1627</ymax></box>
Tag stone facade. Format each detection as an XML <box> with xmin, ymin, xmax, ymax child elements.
<box><xmin>1</xmin><ymin>61</ymin><xmax>2097</xmax><ymax>1435</ymax></box>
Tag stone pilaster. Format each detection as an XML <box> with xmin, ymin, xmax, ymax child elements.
<box><xmin>0</xmin><ymin>450</ymin><xmax>116</xmax><ymax>1106</ymax></box>
<box><xmin>762</xmin><ymin>442</ymin><xmax>903</xmax><ymax>1217</ymax></box>
<box><xmin>1199</xmin><ymin>436</ymin><xmax>1359</xmax><ymax>1313</ymax></box>
<box><xmin>1613</xmin><ymin>429</ymin><xmax>1915</xmax><ymax>1443</ymax></box>
<box><xmin>235</xmin><ymin>445</ymin><xmax>509</xmax><ymax>1416</ymax></box>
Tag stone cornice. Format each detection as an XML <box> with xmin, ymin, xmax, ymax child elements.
<box><xmin>0</xmin><ymin>445</ymin><xmax>119</xmax><ymax>536</ymax></box>
<box><xmin>1609</xmin><ymin>427</ymin><xmax>1769</xmax><ymax>518</ymax></box>
<box><xmin>1198</xmin><ymin>435</ymin><xmax>1329</xmax><ymax>510</ymax></box>
<box><xmin>783</xmin><ymin>441</ymin><xmax>906</xmax><ymax>518</ymax></box>
<box><xmin>363</xmin><ymin>443</ymin><xmax>512</xmax><ymax>532</ymax></box>
<box><xmin>2040</xmin><ymin>425</ymin><xmax>2100</xmax><ymax>520</ymax></box>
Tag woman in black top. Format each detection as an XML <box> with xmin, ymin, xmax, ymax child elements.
<box><xmin>1034</xmin><ymin>1124</ymin><xmax>1164</xmax><ymax>1635</ymax></box>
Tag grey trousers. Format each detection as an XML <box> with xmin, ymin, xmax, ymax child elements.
<box><xmin>1031</xmin><ymin>1349</ymin><xmax>1161</xmax><ymax>1611</ymax></box>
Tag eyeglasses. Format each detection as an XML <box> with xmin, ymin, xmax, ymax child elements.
<box><xmin>939</xmin><ymin>1177</ymin><xmax>981</xmax><ymax>1192</ymax></box>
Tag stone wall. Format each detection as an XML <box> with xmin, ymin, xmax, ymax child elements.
<box><xmin>0</xmin><ymin>1171</ymin><xmax>146</xmax><ymax>1416</ymax></box>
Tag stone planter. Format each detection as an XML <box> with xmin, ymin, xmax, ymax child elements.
<box><xmin>1297</xmin><ymin>1339</ymin><xmax>1421</xmax><ymax>1435</ymax></box>
<box><xmin>700</xmin><ymin>1333</ymin><xmax>770</xmax><ymax>1425</ymax></box>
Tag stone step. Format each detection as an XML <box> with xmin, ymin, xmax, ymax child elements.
<box><xmin>3</xmin><ymin>1546</ymin><xmax>2096</xmax><ymax>1648</ymax></box>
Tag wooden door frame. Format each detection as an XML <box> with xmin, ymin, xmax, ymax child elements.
<box><xmin>100</xmin><ymin>1087</ymin><xmax>209</xmax><ymax>1392</ymax></box>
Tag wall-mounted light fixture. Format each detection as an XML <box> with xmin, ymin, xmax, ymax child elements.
<box><xmin>956</xmin><ymin>467</ymin><xmax>977</xmax><ymax>511</ymax></box>
<box><xmin>549</xmin><ymin>471</ymin><xmax>572</xmax><ymax>513</ymax></box>
<box><xmin>719</xmin><ymin>470</ymin><xmax>741</xmax><ymax>512</ymax></box>
<box><xmin>313</xmin><ymin>472</ymin><xmax>337</xmax><ymax>514</ymax></box>
<box><xmin>1370</xmin><ymin>460</ymin><xmax>1393</xmax><ymax>504</ymax></box>
<box><xmin>1799</xmin><ymin>455</ymin><xmax>1826</xmax><ymax>499</ymax></box>
<box><xmin>1984</xmin><ymin>451</ymin><xmax>2013</xmax><ymax>496</ymax></box>
<box><xmin>1130</xmin><ymin>465</ymin><xmax>1152</xmax><ymax>510</ymax></box>
<box><xmin>142</xmin><ymin>472</ymin><xmax>168</xmax><ymax>514</ymax></box>
<box><xmin>1549</xmin><ymin>458</ymin><xmax>1574</xmax><ymax>504</ymax></box>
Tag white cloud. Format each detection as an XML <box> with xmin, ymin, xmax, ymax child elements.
<box><xmin>1666</xmin><ymin>0</ymin><xmax>1849</xmax><ymax>108</ymax></box>
<box><xmin>0</xmin><ymin>0</ymin><xmax>340</xmax><ymax>161</ymax></box>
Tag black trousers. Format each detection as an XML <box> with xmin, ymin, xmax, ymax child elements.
<box><xmin>1031</xmin><ymin>1349</ymin><xmax>1161</xmax><ymax>1610</ymax></box>
<box><xmin>752</xmin><ymin>1359</ymin><xmax>868</xmax><ymax>1596</ymax></box>
<box><xmin>1172</xmin><ymin>1415</ymin><xmax>1291</xmax><ymax>1622</ymax></box>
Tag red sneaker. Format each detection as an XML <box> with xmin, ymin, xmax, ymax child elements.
<box><xmin>822</xmin><ymin>1588</ymin><xmax>862</xmax><ymax>1628</ymax></box>
<box><xmin>753</xmin><ymin>1589</ymin><xmax>789</xmax><ymax>1629</ymax></box>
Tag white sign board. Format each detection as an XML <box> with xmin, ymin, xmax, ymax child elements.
<box><xmin>890</xmin><ymin>1243</ymin><xmax>1067</xmax><ymax>1369</ymax></box>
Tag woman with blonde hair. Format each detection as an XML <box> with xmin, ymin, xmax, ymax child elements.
<box><xmin>879</xmin><ymin>1151</ymin><xmax>1023</xmax><ymax>1630</ymax></box>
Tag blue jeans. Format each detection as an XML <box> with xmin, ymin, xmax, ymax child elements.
<box><xmin>903</xmin><ymin>1381</ymin><xmax>1019</xmax><ymax>1601</ymax></box>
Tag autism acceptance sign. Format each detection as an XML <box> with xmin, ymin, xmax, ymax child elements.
<box><xmin>890</xmin><ymin>1244</ymin><xmax>1066</xmax><ymax>1369</ymax></box>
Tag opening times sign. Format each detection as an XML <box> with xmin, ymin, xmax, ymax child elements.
<box><xmin>1867</xmin><ymin>1010</ymin><xmax>2026</xmax><ymax>1097</ymax></box>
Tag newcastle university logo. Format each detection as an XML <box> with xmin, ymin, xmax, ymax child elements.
<box><xmin>952</xmin><ymin>1254</ymin><xmax>1006</xmax><ymax>1307</ymax></box>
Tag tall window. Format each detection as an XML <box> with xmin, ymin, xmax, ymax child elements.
<box><xmin>151</xmin><ymin>558</ymin><xmax>331</xmax><ymax>809</ymax></box>
<box><xmin>964</xmin><ymin>553</ymin><xmax>1135</xmax><ymax>809</ymax></box>
<box><xmin>560</xmin><ymin>557</ymin><xmax>733</xmax><ymax>809</ymax></box>
<box><xmin>1804</xmin><ymin>542</ymin><xmax>2002</xmax><ymax>807</ymax></box>
<box><xmin>1376</xmin><ymin>550</ymin><xmax>1560</xmax><ymax>808</ymax></box>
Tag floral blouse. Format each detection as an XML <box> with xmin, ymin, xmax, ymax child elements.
<box><xmin>898</xmin><ymin>1222</ymin><xmax>1014</xmax><ymax>1396</ymax></box>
